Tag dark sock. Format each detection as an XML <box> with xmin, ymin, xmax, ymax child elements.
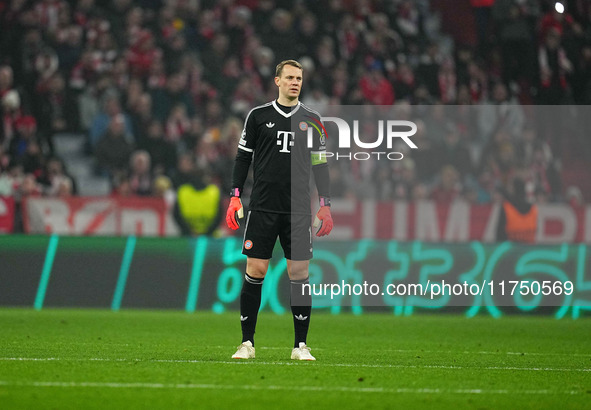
<box><xmin>240</xmin><ymin>273</ymin><xmax>263</xmax><ymax>346</ymax></box>
<box><xmin>290</xmin><ymin>277</ymin><xmax>311</xmax><ymax>348</ymax></box>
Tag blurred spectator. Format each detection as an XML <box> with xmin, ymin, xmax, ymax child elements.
<box><xmin>151</xmin><ymin>71</ymin><xmax>195</xmax><ymax>123</ymax></box>
<box><xmin>265</xmin><ymin>9</ymin><xmax>297</xmax><ymax>63</ymax></box>
<box><xmin>164</xmin><ymin>104</ymin><xmax>191</xmax><ymax>143</ymax></box>
<box><xmin>391</xmin><ymin>62</ymin><xmax>416</xmax><ymax>102</ymax></box>
<box><xmin>35</xmin><ymin>72</ymin><xmax>78</xmax><ymax>153</ymax></box>
<box><xmin>359</xmin><ymin>62</ymin><xmax>395</xmax><ymax>105</ymax></box>
<box><xmin>76</xmin><ymin>74</ymin><xmax>114</xmax><ymax>136</ymax></box>
<box><xmin>129</xmin><ymin>92</ymin><xmax>152</xmax><ymax>147</ymax></box>
<box><xmin>514</xmin><ymin>126</ymin><xmax>560</xmax><ymax>200</ymax></box>
<box><xmin>126</xmin><ymin>29</ymin><xmax>162</xmax><ymax>79</ymax></box>
<box><xmin>33</xmin><ymin>47</ymin><xmax>59</xmax><ymax>96</ymax></box>
<box><xmin>173</xmin><ymin>170</ymin><xmax>222</xmax><ymax>236</ymax></box>
<box><xmin>480</xmin><ymin>127</ymin><xmax>518</xmax><ymax>188</ymax></box>
<box><xmin>525</xmin><ymin>142</ymin><xmax>561</xmax><ymax>201</ymax></box>
<box><xmin>0</xmin><ymin>145</ymin><xmax>10</xmax><ymax>174</ymax></box>
<box><xmin>110</xmin><ymin>170</ymin><xmax>132</xmax><ymax>197</ymax></box>
<box><xmin>539</xmin><ymin>2</ymin><xmax>576</xmax><ymax>40</ymax></box>
<box><xmin>435</xmin><ymin>122</ymin><xmax>474</xmax><ymax>180</ymax></box>
<box><xmin>395</xmin><ymin>1</ymin><xmax>421</xmax><ymax>41</ymax></box>
<box><xmin>537</xmin><ymin>28</ymin><xmax>573</xmax><ymax>104</ymax></box>
<box><xmin>20</xmin><ymin>139</ymin><xmax>45</xmax><ymax>179</ymax></box>
<box><xmin>139</xmin><ymin>120</ymin><xmax>177</xmax><ymax>176</ymax></box>
<box><xmin>423</xmin><ymin>105</ymin><xmax>448</xmax><ymax>144</ymax></box>
<box><xmin>438</xmin><ymin>57</ymin><xmax>457</xmax><ymax>103</ymax></box>
<box><xmin>295</xmin><ymin>12</ymin><xmax>318</xmax><ymax>58</ymax></box>
<box><xmin>201</xmin><ymin>33</ymin><xmax>231</xmax><ymax>92</ymax></box>
<box><xmin>430</xmin><ymin>165</ymin><xmax>462</xmax><ymax>203</ymax></box>
<box><xmin>1</xmin><ymin>65</ymin><xmax>22</xmax><ymax>149</ymax></box>
<box><xmin>163</xmin><ymin>32</ymin><xmax>188</xmax><ymax>75</ymax></box>
<box><xmin>471</xmin><ymin>0</ymin><xmax>495</xmax><ymax>54</ymax></box>
<box><xmin>566</xmin><ymin>186</ymin><xmax>584</xmax><ymax>208</ymax></box>
<box><xmin>393</xmin><ymin>159</ymin><xmax>418</xmax><ymax>201</ymax></box>
<box><xmin>69</xmin><ymin>49</ymin><xmax>100</xmax><ymax>92</ymax></box>
<box><xmin>38</xmin><ymin>156</ymin><xmax>78</xmax><ymax>196</ymax></box>
<box><xmin>328</xmin><ymin>165</ymin><xmax>351</xmax><ymax>199</ymax></box>
<box><xmin>153</xmin><ymin>174</ymin><xmax>175</xmax><ymax>208</ymax></box>
<box><xmin>53</xmin><ymin>174</ymin><xmax>73</xmax><ymax>197</ymax></box>
<box><xmin>416</xmin><ymin>42</ymin><xmax>442</xmax><ymax>99</ymax></box>
<box><xmin>411</xmin><ymin>182</ymin><xmax>430</xmax><ymax>202</ymax></box>
<box><xmin>477</xmin><ymin>82</ymin><xmax>524</xmax><ymax>159</ymax></box>
<box><xmin>410</xmin><ymin>119</ymin><xmax>439</xmax><ymax>183</ymax></box>
<box><xmin>95</xmin><ymin>114</ymin><xmax>134</xmax><ymax>177</ymax></box>
<box><xmin>128</xmin><ymin>150</ymin><xmax>153</xmax><ymax>196</ymax></box>
<box><xmin>464</xmin><ymin>61</ymin><xmax>488</xmax><ymax>103</ymax></box>
<box><xmin>301</xmin><ymin>86</ymin><xmax>330</xmax><ymax>112</ymax></box>
<box><xmin>492</xmin><ymin>0</ymin><xmax>538</xmax><ymax>86</ymax></box>
<box><xmin>572</xmin><ymin>45</ymin><xmax>591</xmax><ymax>104</ymax></box>
<box><xmin>89</xmin><ymin>94</ymin><xmax>134</xmax><ymax>148</ymax></box>
<box><xmin>496</xmin><ymin>177</ymin><xmax>538</xmax><ymax>243</ymax></box>
<box><xmin>124</xmin><ymin>78</ymin><xmax>144</xmax><ymax>114</ymax></box>
<box><xmin>53</xmin><ymin>23</ymin><xmax>84</xmax><ymax>73</ymax></box>
<box><xmin>9</xmin><ymin>116</ymin><xmax>39</xmax><ymax>164</ymax></box>
<box><xmin>170</xmin><ymin>152</ymin><xmax>196</xmax><ymax>188</ymax></box>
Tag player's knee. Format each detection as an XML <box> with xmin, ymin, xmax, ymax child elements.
<box><xmin>287</xmin><ymin>261</ymin><xmax>309</xmax><ymax>281</ymax></box>
<box><xmin>289</xmin><ymin>270</ymin><xmax>309</xmax><ymax>281</ymax></box>
<box><xmin>246</xmin><ymin>258</ymin><xmax>269</xmax><ymax>278</ymax></box>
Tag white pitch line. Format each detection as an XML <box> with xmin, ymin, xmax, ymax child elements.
<box><xmin>0</xmin><ymin>357</ymin><xmax>589</xmax><ymax>372</ymax></box>
<box><xmin>209</xmin><ymin>347</ymin><xmax>591</xmax><ymax>356</ymax></box>
<box><xmin>0</xmin><ymin>380</ymin><xmax>584</xmax><ymax>395</ymax></box>
<box><xmin>5</xmin><ymin>343</ymin><xmax>587</xmax><ymax>356</ymax></box>
<box><xmin>383</xmin><ymin>350</ymin><xmax>591</xmax><ymax>357</ymax></box>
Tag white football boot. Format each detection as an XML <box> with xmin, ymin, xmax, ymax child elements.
<box><xmin>232</xmin><ymin>341</ymin><xmax>255</xmax><ymax>359</ymax></box>
<box><xmin>291</xmin><ymin>342</ymin><xmax>316</xmax><ymax>361</ymax></box>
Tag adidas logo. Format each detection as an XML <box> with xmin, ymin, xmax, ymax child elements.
<box><xmin>240</xmin><ymin>315</ymin><xmax>248</xmax><ymax>322</ymax></box>
<box><xmin>266</xmin><ymin>122</ymin><xmax>275</xmax><ymax>128</ymax></box>
<box><xmin>294</xmin><ymin>314</ymin><xmax>308</xmax><ymax>321</ymax></box>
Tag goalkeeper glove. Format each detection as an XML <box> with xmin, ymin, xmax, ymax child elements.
<box><xmin>313</xmin><ymin>206</ymin><xmax>333</xmax><ymax>237</ymax></box>
<box><xmin>226</xmin><ymin>196</ymin><xmax>244</xmax><ymax>230</ymax></box>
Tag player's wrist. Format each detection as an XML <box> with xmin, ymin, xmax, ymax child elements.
<box><xmin>230</xmin><ymin>188</ymin><xmax>241</xmax><ymax>198</ymax></box>
<box><xmin>319</xmin><ymin>196</ymin><xmax>331</xmax><ymax>207</ymax></box>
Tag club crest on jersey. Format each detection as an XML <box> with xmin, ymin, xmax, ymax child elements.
<box><xmin>299</xmin><ymin>121</ymin><xmax>308</xmax><ymax>131</ymax></box>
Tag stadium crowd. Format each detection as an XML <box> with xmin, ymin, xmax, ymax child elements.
<box><xmin>1</xmin><ymin>0</ymin><xmax>590</xmax><ymax>232</ymax></box>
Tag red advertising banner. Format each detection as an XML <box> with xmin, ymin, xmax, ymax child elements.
<box><xmin>22</xmin><ymin>196</ymin><xmax>591</xmax><ymax>243</ymax></box>
<box><xmin>23</xmin><ymin>196</ymin><xmax>178</xmax><ymax>236</ymax></box>
<box><xmin>326</xmin><ymin>200</ymin><xmax>591</xmax><ymax>244</ymax></box>
<box><xmin>0</xmin><ymin>196</ymin><xmax>14</xmax><ymax>233</ymax></box>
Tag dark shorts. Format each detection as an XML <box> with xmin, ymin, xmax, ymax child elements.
<box><xmin>242</xmin><ymin>210</ymin><xmax>313</xmax><ymax>260</ymax></box>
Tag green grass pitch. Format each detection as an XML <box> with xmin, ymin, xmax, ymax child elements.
<box><xmin>0</xmin><ymin>309</ymin><xmax>589</xmax><ymax>409</ymax></box>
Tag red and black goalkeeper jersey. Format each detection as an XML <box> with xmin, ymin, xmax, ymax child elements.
<box><xmin>234</xmin><ymin>100</ymin><xmax>326</xmax><ymax>215</ymax></box>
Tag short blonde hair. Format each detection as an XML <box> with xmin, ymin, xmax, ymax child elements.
<box><xmin>275</xmin><ymin>60</ymin><xmax>303</xmax><ymax>77</ymax></box>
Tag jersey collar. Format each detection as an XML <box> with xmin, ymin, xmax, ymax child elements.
<box><xmin>272</xmin><ymin>100</ymin><xmax>301</xmax><ymax>118</ymax></box>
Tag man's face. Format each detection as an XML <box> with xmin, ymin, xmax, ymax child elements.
<box><xmin>275</xmin><ymin>65</ymin><xmax>303</xmax><ymax>101</ymax></box>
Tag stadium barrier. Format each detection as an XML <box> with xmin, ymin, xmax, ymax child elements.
<box><xmin>1</xmin><ymin>235</ymin><xmax>589</xmax><ymax>318</ymax></box>
<box><xmin>21</xmin><ymin>196</ymin><xmax>591</xmax><ymax>243</ymax></box>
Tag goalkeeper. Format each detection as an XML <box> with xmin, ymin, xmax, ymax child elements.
<box><xmin>226</xmin><ymin>60</ymin><xmax>333</xmax><ymax>361</ymax></box>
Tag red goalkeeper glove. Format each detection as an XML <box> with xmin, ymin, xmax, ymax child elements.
<box><xmin>226</xmin><ymin>197</ymin><xmax>244</xmax><ymax>230</ymax></box>
<box><xmin>313</xmin><ymin>206</ymin><xmax>333</xmax><ymax>237</ymax></box>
